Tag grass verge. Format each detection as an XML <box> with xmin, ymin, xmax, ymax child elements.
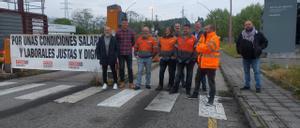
<box><xmin>220</xmin><ymin>42</ymin><xmax>240</xmax><ymax>58</ymax></box>
<box><xmin>261</xmin><ymin>64</ymin><xmax>300</xmax><ymax>98</ymax></box>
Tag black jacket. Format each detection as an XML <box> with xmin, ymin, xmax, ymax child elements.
<box><xmin>95</xmin><ymin>36</ymin><xmax>119</xmax><ymax>65</ymax></box>
<box><xmin>236</xmin><ymin>31</ymin><xmax>268</xmax><ymax>59</ymax></box>
<box><xmin>192</xmin><ymin>31</ymin><xmax>204</xmax><ymax>43</ymax></box>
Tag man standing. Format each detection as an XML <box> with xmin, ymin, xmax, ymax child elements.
<box><xmin>96</xmin><ymin>26</ymin><xmax>119</xmax><ymax>90</ymax></box>
<box><xmin>170</xmin><ymin>24</ymin><xmax>197</xmax><ymax>96</ymax></box>
<box><xmin>189</xmin><ymin>25</ymin><xmax>220</xmax><ymax>106</ymax></box>
<box><xmin>236</xmin><ymin>20</ymin><xmax>268</xmax><ymax>93</ymax></box>
<box><xmin>174</xmin><ymin>23</ymin><xmax>185</xmax><ymax>88</ymax></box>
<box><xmin>116</xmin><ymin>18</ymin><xmax>136</xmax><ymax>89</ymax></box>
<box><xmin>192</xmin><ymin>21</ymin><xmax>207</xmax><ymax>92</ymax></box>
<box><xmin>134</xmin><ymin>26</ymin><xmax>158</xmax><ymax>90</ymax></box>
<box><xmin>155</xmin><ymin>27</ymin><xmax>177</xmax><ymax>91</ymax></box>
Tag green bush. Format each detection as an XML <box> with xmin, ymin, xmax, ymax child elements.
<box><xmin>220</xmin><ymin>42</ymin><xmax>240</xmax><ymax>57</ymax></box>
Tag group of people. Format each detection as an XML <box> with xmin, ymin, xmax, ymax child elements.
<box><xmin>96</xmin><ymin>18</ymin><xmax>268</xmax><ymax>106</ymax></box>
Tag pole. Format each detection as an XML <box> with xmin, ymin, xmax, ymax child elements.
<box><xmin>229</xmin><ymin>0</ymin><xmax>233</xmax><ymax>44</ymax></box>
<box><xmin>196</xmin><ymin>2</ymin><xmax>217</xmax><ymax>33</ymax></box>
<box><xmin>151</xmin><ymin>7</ymin><xmax>154</xmax><ymax>22</ymax></box>
<box><xmin>17</xmin><ymin>0</ymin><xmax>24</xmax><ymax>12</ymax></box>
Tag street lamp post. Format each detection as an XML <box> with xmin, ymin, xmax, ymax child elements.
<box><xmin>125</xmin><ymin>1</ymin><xmax>137</xmax><ymax>12</ymax></box>
<box><xmin>125</xmin><ymin>1</ymin><xmax>137</xmax><ymax>23</ymax></box>
<box><xmin>229</xmin><ymin>0</ymin><xmax>233</xmax><ymax>44</ymax></box>
<box><xmin>196</xmin><ymin>1</ymin><xmax>217</xmax><ymax>32</ymax></box>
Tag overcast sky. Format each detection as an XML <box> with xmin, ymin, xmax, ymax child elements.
<box><xmin>1</xmin><ymin>0</ymin><xmax>265</xmax><ymax>21</ymax></box>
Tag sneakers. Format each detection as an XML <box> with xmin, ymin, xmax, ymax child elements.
<box><xmin>102</xmin><ymin>83</ymin><xmax>108</xmax><ymax>90</ymax></box>
<box><xmin>113</xmin><ymin>83</ymin><xmax>118</xmax><ymax>90</ymax></box>
<box><xmin>240</xmin><ymin>86</ymin><xmax>250</xmax><ymax>90</ymax></box>
<box><xmin>102</xmin><ymin>83</ymin><xmax>118</xmax><ymax>90</ymax></box>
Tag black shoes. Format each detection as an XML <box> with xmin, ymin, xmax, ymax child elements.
<box><xmin>206</xmin><ymin>100</ymin><xmax>214</xmax><ymax>106</ymax></box>
<box><xmin>169</xmin><ymin>89</ymin><xmax>178</xmax><ymax>94</ymax></box>
<box><xmin>241</xmin><ymin>86</ymin><xmax>262</xmax><ymax>93</ymax></box>
<box><xmin>155</xmin><ymin>86</ymin><xmax>163</xmax><ymax>91</ymax></box>
<box><xmin>146</xmin><ymin>85</ymin><xmax>151</xmax><ymax>89</ymax></box>
<box><xmin>256</xmin><ymin>88</ymin><xmax>261</xmax><ymax>93</ymax></box>
<box><xmin>240</xmin><ymin>86</ymin><xmax>250</xmax><ymax>90</ymax></box>
<box><xmin>188</xmin><ymin>93</ymin><xmax>198</xmax><ymax>99</ymax></box>
<box><xmin>202</xmin><ymin>88</ymin><xmax>207</xmax><ymax>92</ymax></box>
<box><xmin>134</xmin><ymin>86</ymin><xmax>141</xmax><ymax>90</ymax></box>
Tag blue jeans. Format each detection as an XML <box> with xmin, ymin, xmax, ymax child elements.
<box><xmin>243</xmin><ymin>59</ymin><xmax>261</xmax><ymax>89</ymax></box>
<box><xmin>136</xmin><ymin>57</ymin><xmax>152</xmax><ymax>87</ymax></box>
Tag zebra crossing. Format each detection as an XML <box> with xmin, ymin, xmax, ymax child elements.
<box><xmin>0</xmin><ymin>82</ymin><xmax>17</xmax><ymax>87</ymax></box>
<box><xmin>0</xmin><ymin>81</ymin><xmax>227</xmax><ymax>120</ymax></box>
<box><xmin>15</xmin><ymin>85</ymin><xmax>73</xmax><ymax>100</ymax></box>
<box><xmin>97</xmin><ymin>89</ymin><xmax>143</xmax><ymax>107</ymax></box>
<box><xmin>145</xmin><ymin>91</ymin><xmax>179</xmax><ymax>112</ymax></box>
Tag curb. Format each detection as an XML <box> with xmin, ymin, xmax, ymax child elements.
<box><xmin>220</xmin><ymin>66</ymin><xmax>268</xmax><ymax>128</ymax></box>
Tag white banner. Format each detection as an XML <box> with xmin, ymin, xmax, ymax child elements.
<box><xmin>10</xmin><ymin>34</ymin><xmax>102</xmax><ymax>72</ymax></box>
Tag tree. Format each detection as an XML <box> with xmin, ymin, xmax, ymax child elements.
<box><xmin>233</xmin><ymin>3</ymin><xmax>263</xmax><ymax>40</ymax></box>
<box><xmin>53</xmin><ymin>18</ymin><xmax>72</xmax><ymax>25</ymax></box>
<box><xmin>204</xmin><ymin>9</ymin><xmax>230</xmax><ymax>41</ymax></box>
<box><xmin>71</xmin><ymin>9</ymin><xmax>105</xmax><ymax>34</ymax></box>
<box><xmin>203</xmin><ymin>3</ymin><xmax>263</xmax><ymax>42</ymax></box>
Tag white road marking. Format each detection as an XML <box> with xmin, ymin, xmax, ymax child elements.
<box><xmin>198</xmin><ymin>95</ymin><xmax>227</xmax><ymax>120</ymax></box>
<box><xmin>55</xmin><ymin>87</ymin><xmax>102</xmax><ymax>103</ymax></box>
<box><xmin>0</xmin><ymin>82</ymin><xmax>17</xmax><ymax>87</ymax></box>
<box><xmin>145</xmin><ymin>91</ymin><xmax>179</xmax><ymax>112</ymax></box>
<box><xmin>0</xmin><ymin>83</ymin><xmax>46</xmax><ymax>96</ymax></box>
<box><xmin>97</xmin><ymin>89</ymin><xmax>143</xmax><ymax>108</ymax></box>
<box><xmin>15</xmin><ymin>85</ymin><xmax>72</xmax><ymax>100</ymax></box>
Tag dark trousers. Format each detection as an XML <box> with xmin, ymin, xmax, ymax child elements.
<box><xmin>194</xmin><ymin>68</ymin><xmax>207</xmax><ymax>90</ymax></box>
<box><xmin>194</xmin><ymin>69</ymin><xmax>216</xmax><ymax>102</ymax></box>
<box><xmin>181</xmin><ymin>70</ymin><xmax>185</xmax><ymax>87</ymax></box>
<box><xmin>172</xmin><ymin>61</ymin><xmax>195</xmax><ymax>94</ymax></box>
<box><xmin>119</xmin><ymin>55</ymin><xmax>134</xmax><ymax>83</ymax></box>
<box><xmin>102</xmin><ymin>63</ymin><xmax>118</xmax><ymax>84</ymax></box>
<box><xmin>159</xmin><ymin>59</ymin><xmax>176</xmax><ymax>88</ymax></box>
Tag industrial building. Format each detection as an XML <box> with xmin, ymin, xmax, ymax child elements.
<box><xmin>0</xmin><ymin>0</ymin><xmax>48</xmax><ymax>49</ymax></box>
<box><xmin>263</xmin><ymin>0</ymin><xmax>299</xmax><ymax>58</ymax></box>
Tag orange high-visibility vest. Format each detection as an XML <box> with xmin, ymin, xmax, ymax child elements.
<box><xmin>135</xmin><ymin>36</ymin><xmax>158</xmax><ymax>57</ymax></box>
<box><xmin>196</xmin><ymin>32</ymin><xmax>220</xmax><ymax>69</ymax></box>
<box><xmin>176</xmin><ymin>35</ymin><xmax>196</xmax><ymax>61</ymax></box>
<box><xmin>159</xmin><ymin>37</ymin><xmax>177</xmax><ymax>57</ymax></box>
<box><xmin>177</xmin><ymin>36</ymin><xmax>196</xmax><ymax>52</ymax></box>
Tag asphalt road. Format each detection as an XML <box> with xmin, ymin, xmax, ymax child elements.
<box><xmin>0</xmin><ymin>66</ymin><xmax>249</xmax><ymax>128</ymax></box>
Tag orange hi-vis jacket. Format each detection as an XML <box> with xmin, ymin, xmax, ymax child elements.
<box><xmin>196</xmin><ymin>32</ymin><xmax>220</xmax><ymax>69</ymax></box>
<box><xmin>158</xmin><ymin>36</ymin><xmax>177</xmax><ymax>58</ymax></box>
<box><xmin>134</xmin><ymin>36</ymin><xmax>158</xmax><ymax>58</ymax></box>
<box><xmin>176</xmin><ymin>35</ymin><xmax>197</xmax><ymax>62</ymax></box>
